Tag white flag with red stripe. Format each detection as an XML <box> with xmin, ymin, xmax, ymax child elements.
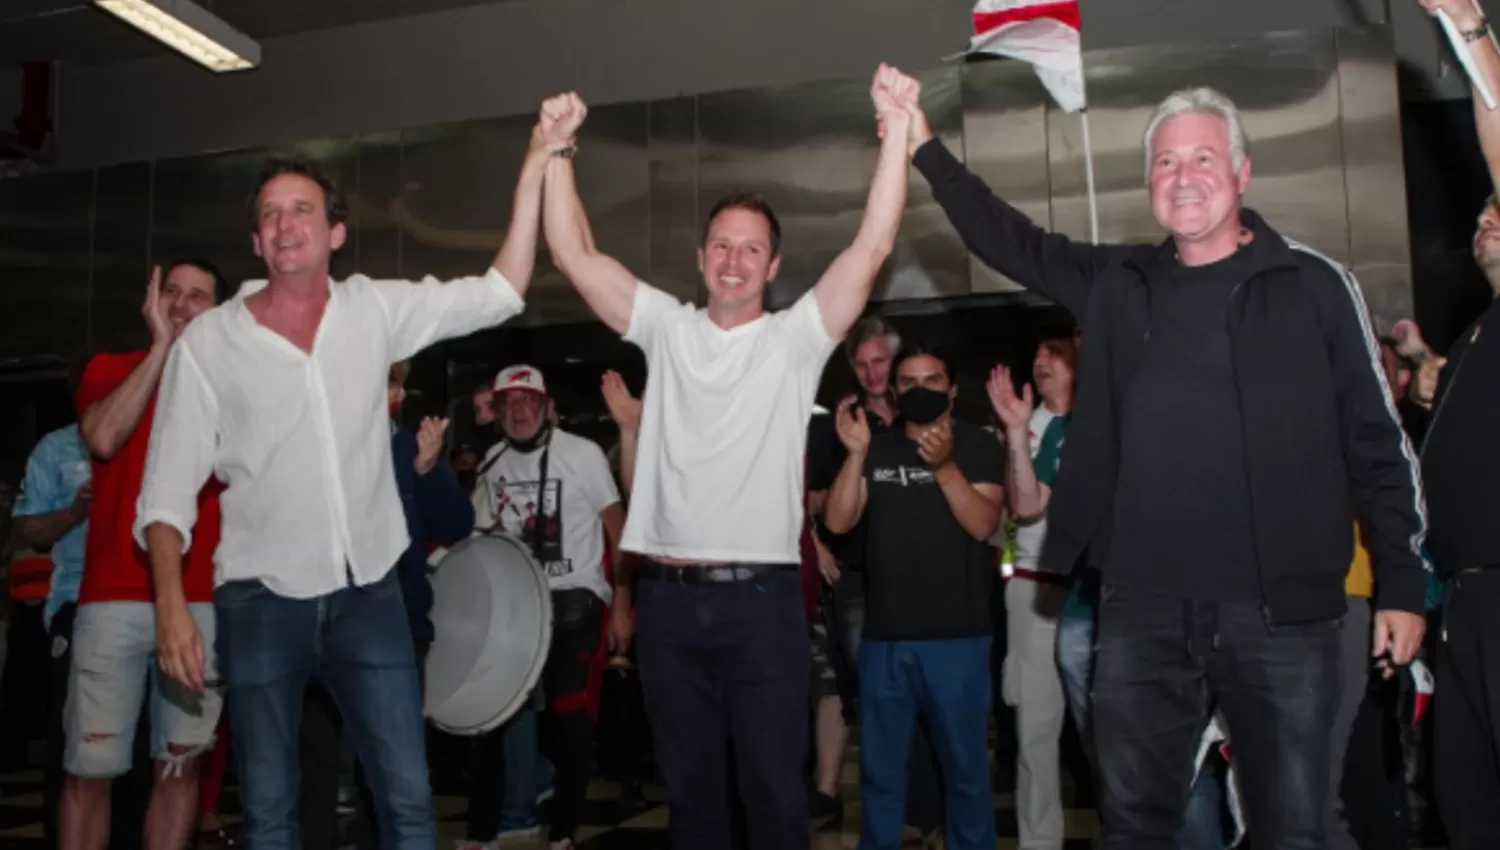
<box><xmin>969</xmin><ymin>0</ymin><xmax>1086</xmax><ymax>112</ymax></box>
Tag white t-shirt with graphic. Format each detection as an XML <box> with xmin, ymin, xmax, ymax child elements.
<box><xmin>473</xmin><ymin>429</ymin><xmax>621</xmax><ymax>603</ymax></box>
<box><xmin>622</xmin><ymin>282</ymin><xmax>837</xmax><ymax>563</ymax></box>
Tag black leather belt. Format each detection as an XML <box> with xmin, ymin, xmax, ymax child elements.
<box><xmin>639</xmin><ymin>560</ymin><xmax>796</xmax><ymax>585</ymax></box>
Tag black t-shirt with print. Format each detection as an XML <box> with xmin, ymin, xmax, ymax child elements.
<box><xmin>862</xmin><ymin>421</ymin><xmax>1005</xmax><ymax>641</ymax></box>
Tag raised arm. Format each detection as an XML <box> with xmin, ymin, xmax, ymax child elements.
<box><xmin>987</xmin><ymin>366</ymin><xmax>1050</xmax><ymax>519</ymax></box>
<box><xmin>82</xmin><ymin>269</ymin><xmax>175</xmax><ymax>460</ymax></box>
<box><xmin>601</xmin><ymin>370</ymin><xmax>642</xmax><ymax>496</ymax></box>
<box><xmin>811</xmin><ymin>65</ymin><xmax>915</xmax><ymax>339</ymax></box>
<box><xmin>903</xmin><ymin>95</ymin><xmax>1131</xmax><ymax>321</ymax></box>
<box><xmin>541</xmin><ymin>93</ymin><xmax>640</xmax><ymax>335</ymax></box>
<box><xmin>1420</xmin><ymin>0</ymin><xmax>1500</xmax><ymax>190</ymax></box>
<box><xmin>824</xmin><ymin>398</ymin><xmax>871</xmax><ymax>535</ymax></box>
<box><xmin>375</xmin><ymin>138</ymin><xmax>545</xmax><ymax>358</ymax></box>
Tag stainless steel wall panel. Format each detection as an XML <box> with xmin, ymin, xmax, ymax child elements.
<box><xmin>1336</xmin><ymin>28</ymin><xmax>1415</xmax><ymax>333</ymax></box>
<box><xmin>961</xmin><ymin>59</ymin><xmax>1053</xmax><ymax>293</ymax></box>
<box><xmin>399</xmin><ymin>105</ymin><xmax>649</xmax><ymax>328</ymax></box>
<box><xmin>90</xmin><ymin>162</ymin><xmax>154</xmax><ymax>353</ymax></box>
<box><xmin>150</xmin><ymin>147</ymin><xmax>291</xmax><ymax>294</ymax></box>
<box><xmin>646</xmin><ymin>96</ymin><xmax>705</xmax><ymax>303</ymax></box>
<box><xmin>352</xmin><ymin>132</ymin><xmax>405</xmax><ymax>281</ymax></box>
<box><xmin>0</xmin><ymin>170</ymin><xmax>94</xmax><ymax>362</ymax></box>
<box><xmin>1047</xmin><ymin>31</ymin><xmax>1350</xmax><ymax>268</ymax></box>
<box><xmin>697</xmin><ymin>68</ymin><xmax>967</xmax><ymax>310</ymax></box>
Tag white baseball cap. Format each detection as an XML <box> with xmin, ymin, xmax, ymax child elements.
<box><xmin>492</xmin><ymin>364</ymin><xmax>547</xmax><ymax>396</ymax></box>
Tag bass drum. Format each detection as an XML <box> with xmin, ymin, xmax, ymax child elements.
<box><xmin>424</xmin><ymin>533</ymin><xmax>553</xmax><ymax>735</ymax></box>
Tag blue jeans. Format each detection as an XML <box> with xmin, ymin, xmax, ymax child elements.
<box><xmin>857</xmin><ymin>637</ymin><xmax>995</xmax><ymax>850</ymax></box>
<box><xmin>1057</xmin><ymin>608</ymin><xmax>1228</xmax><ymax>850</ymax></box>
<box><xmin>1090</xmin><ymin>587</ymin><xmax>1339</xmax><ymax>850</ymax></box>
<box><xmin>216</xmin><ymin>570</ymin><xmax>434</xmax><ymax>850</ymax></box>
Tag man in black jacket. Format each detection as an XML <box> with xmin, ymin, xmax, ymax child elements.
<box><xmin>892</xmin><ymin>71</ymin><xmax>1428</xmax><ymax>848</ymax></box>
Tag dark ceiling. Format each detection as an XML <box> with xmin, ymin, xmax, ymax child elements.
<box><xmin>0</xmin><ymin>0</ymin><xmax>505</xmax><ymax>70</ymax></box>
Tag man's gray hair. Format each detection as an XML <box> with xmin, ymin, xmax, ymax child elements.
<box><xmin>844</xmin><ymin>315</ymin><xmax>901</xmax><ymax>366</ymax></box>
<box><xmin>1142</xmin><ymin>87</ymin><xmax>1250</xmax><ymax>182</ymax></box>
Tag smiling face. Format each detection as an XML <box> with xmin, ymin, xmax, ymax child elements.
<box><xmin>1474</xmin><ymin>200</ymin><xmax>1500</xmax><ymax>292</ymax></box>
<box><xmin>251</xmin><ymin>173</ymin><xmax>347</xmax><ymax>279</ymax></box>
<box><xmin>852</xmin><ymin>336</ymin><xmax>895</xmax><ymax>399</ymax></box>
<box><xmin>697</xmin><ymin>200</ymin><xmax>782</xmax><ymax>321</ymax></box>
<box><xmin>158</xmin><ymin>264</ymin><xmax>218</xmax><ymax>335</ymax></box>
<box><xmin>1147</xmin><ymin>111</ymin><xmax>1250</xmax><ymax>251</ymax></box>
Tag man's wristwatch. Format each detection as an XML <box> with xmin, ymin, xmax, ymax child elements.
<box><xmin>1462</xmin><ymin>18</ymin><xmax>1490</xmax><ymax>42</ymax></box>
<box><xmin>552</xmin><ymin>145</ymin><xmax>577</xmax><ymax>159</ymax></box>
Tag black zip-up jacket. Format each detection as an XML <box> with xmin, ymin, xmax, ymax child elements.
<box><xmin>914</xmin><ymin>139</ymin><xmax>1429</xmax><ymax>623</ymax></box>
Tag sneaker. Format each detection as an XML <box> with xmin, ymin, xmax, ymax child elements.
<box><xmin>809</xmin><ymin>790</ymin><xmax>843</xmax><ymax>826</ymax></box>
<box><xmin>549</xmin><ymin>841</ymin><xmax>574</xmax><ymax>850</ymax></box>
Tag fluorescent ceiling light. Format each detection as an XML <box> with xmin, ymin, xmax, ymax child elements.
<box><xmin>93</xmin><ymin>0</ymin><xmax>261</xmax><ymax>73</ymax></box>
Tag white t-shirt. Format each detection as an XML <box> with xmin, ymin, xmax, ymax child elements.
<box><xmin>472</xmin><ymin>429</ymin><xmax>621</xmax><ymax>603</ymax></box>
<box><xmin>622</xmin><ymin>282</ymin><xmax>837</xmax><ymax>563</ymax></box>
<box><xmin>1014</xmin><ymin>406</ymin><xmax>1060</xmax><ymax>572</ymax></box>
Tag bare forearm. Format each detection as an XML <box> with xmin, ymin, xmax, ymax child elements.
<box><xmin>815</xmin><ymin>131</ymin><xmax>909</xmax><ymax>334</ymax></box>
<box><xmin>145</xmin><ymin>523</ymin><xmax>187</xmax><ymax>605</ymax></box>
<box><xmin>824</xmin><ymin>451</ymin><xmax>868</xmax><ymax>535</ymax></box>
<box><xmin>618</xmin><ymin>430</ymin><xmax>639</xmax><ymax>497</ymax></box>
<box><xmin>544</xmin><ymin>157</ymin><xmax>592</xmax><ymax>271</ymax></box>
<box><xmin>1004</xmin><ymin>427</ymin><xmax>1048</xmax><ymax>519</ymax></box>
<box><xmin>16</xmin><ymin>509</ymin><xmax>79</xmax><ymax>550</ymax></box>
<box><xmin>936</xmin><ymin>464</ymin><xmax>1001</xmax><ymax>540</ymax></box>
<box><xmin>493</xmin><ymin>151</ymin><xmax>550</xmax><ymax>297</ymax></box>
<box><xmin>82</xmin><ymin>345</ymin><xmax>169</xmax><ymax>459</ymax></box>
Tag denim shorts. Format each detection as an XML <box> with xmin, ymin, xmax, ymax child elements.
<box><xmin>63</xmin><ymin>601</ymin><xmax>223</xmax><ymax>778</ymax></box>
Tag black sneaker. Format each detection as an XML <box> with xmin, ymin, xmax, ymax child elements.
<box><xmin>809</xmin><ymin>790</ymin><xmax>843</xmax><ymax>825</ymax></box>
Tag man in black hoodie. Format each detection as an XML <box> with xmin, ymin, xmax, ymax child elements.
<box><xmin>892</xmin><ymin>70</ymin><xmax>1428</xmax><ymax>848</ymax></box>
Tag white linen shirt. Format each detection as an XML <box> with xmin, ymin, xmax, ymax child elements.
<box><xmin>134</xmin><ymin>268</ymin><xmax>524</xmax><ymax>599</ymax></box>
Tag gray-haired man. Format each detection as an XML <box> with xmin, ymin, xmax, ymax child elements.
<box><xmin>897</xmin><ymin>71</ymin><xmax>1428</xmax><ymax>848</ymax></box>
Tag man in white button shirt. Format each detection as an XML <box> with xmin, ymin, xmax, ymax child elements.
<box><xmin>135</xmin><ymin>129</ymin><xmax>550</xmax><ymax>849</ymax></box>
<box><xmin>537</xmin><ymin>66</ymin><xmax>918</xmax><ymax>850</ymax></box>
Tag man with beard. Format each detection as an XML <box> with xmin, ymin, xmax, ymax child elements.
<box><xmin>538</xmin><ymin>66</ymin><xmax>917</xmax><ymax>850</ymax></box>
<box><xmin>899</xmin><ymin>65</ymin><xmax>1427</xmax><ymax>846</ymax></box>
<box><xmin>825</xmin><ymin>342</ymin><xmax>1005</xmax><ymax>850</ymax></box>
<box><xmin>61</xmin><ymin>261</ymin><xmax>231</xmax><ymax>850</ymax></box>
<box><xmin>469</xmin><ymin>364</ymin><xmax>631</xmax><ymax>850</ymax></box>
<box><xmin>1401</xmin><ymin>4</ymin><xmax>1500</xmax><ymax>846</ymax></box>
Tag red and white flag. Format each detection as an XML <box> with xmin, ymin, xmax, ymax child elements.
<box><xmin>968</xmin><ymin>0</ymin><xmax>1086</xmax><ymax>112</ymax></box>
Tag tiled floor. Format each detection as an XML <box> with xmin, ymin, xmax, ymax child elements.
<box><xmin>0</xmin><ymin>752</ymin><xmax>1448</xmax><ymax>849</ymax></box>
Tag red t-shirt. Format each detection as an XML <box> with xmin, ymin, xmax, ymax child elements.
<box><xmin>76</xmin><ymin>352</ymin><xmax>223</xmax><ymax>605</ymax></box>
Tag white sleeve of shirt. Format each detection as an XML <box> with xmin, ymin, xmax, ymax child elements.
<box><xmin>134</xmin><ymin>340</ymin><xmax>219</xmax><ymax>553</ymax></box>
<box><xmin>576</xmin><ymin>437</ymin><xmax>623</xmax><ymax>516</ymax></box>
<box><xmin>622</xmin><ymin>281</ymin><xmax>685</xmax><ymax>354</ymax></box>
<box><xmin>776</xmin><ymin>287</ymin><xmax>839</xmax><ymax>370</ymax></box>
<box><xmin>369</xmin><ymin>267</ymin><xmax>526</xmax><ymax>362</ymax></box>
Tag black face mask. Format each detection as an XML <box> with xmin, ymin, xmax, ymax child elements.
<box><xmin>898</xmin><ymin>387</ymin><xmax>950</xmax><ymax>426</ymax></box>
<box><xmin>506</xmin><ymin>421</ymin><xmax>553</xmax><ymax>453</ymax></box>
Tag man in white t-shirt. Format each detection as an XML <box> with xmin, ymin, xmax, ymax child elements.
<box><xmin>534</xmin><ymin>65</ymin><xmax>919</xmax><ymax>850</ymax></box>
<box><xmin>468</xmin><ymin>364</ymin><xmax>628</xmax><ymax>850</ymax></box>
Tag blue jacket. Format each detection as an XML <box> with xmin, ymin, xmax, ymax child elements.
<box><xmin>391</xmin><ymin>427</ymin><xmax>475</xmax><ymax>645</ymax></box>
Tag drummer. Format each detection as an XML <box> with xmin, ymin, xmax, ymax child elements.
<box><xmin>467</xmin><ymin>364</ymin><xmax>632</xmax><ymax>850</ymax></box>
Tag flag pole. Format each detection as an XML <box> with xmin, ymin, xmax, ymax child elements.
<box><xmin>1080</xmin><ymin>107</ymin><xmax>1100</xmax><ymax>245</ymax></box>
